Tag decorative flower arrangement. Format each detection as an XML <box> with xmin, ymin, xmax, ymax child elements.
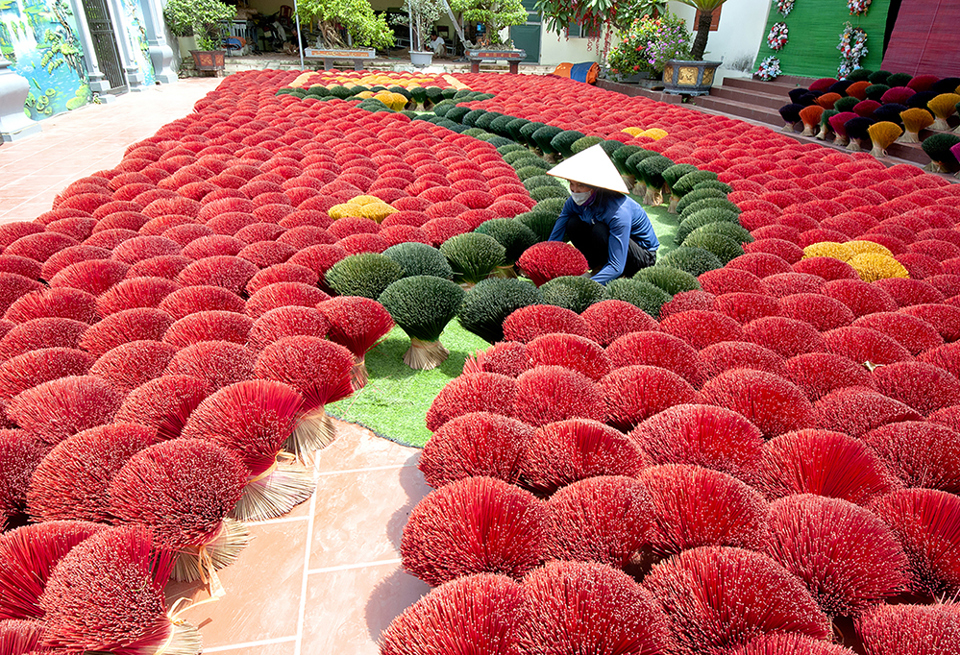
<box><xmin>848</xmin><ymin>0</ymin><xmax>872</xmax><ymax>15</ymax></box>
<box><xmin>767</xmin><ymin>22</ymin><xmax>789</xmax><ymax>51</ymax></box>
<box><xmin>837</xmin><ymin>22</ymin><xmax>868</xmax><ymax>79</ymax></box>
<box><xmin>776</xmin><ymin>0</ymin><xmax>795</xmax><ymax>17</ymax></box>
<box><xmin>757</xmin><ymin>56</ymin><xmax>782</xmax><ymax>81</ymax></box>
<box><xmin>606</xmin><ymin>11</ymin><xmax>692</xmax><ymax>79</ymax></box>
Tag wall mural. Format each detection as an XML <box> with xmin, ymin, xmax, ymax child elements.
<box><xmin>0</xmin><ymin>0</ymin><xmax>91</xmax><ymax>120</ymax></box>
<box><xmin>123</xmin><ymin>0</ymin><xmax>154</xmax><ymax>87</ymax></box>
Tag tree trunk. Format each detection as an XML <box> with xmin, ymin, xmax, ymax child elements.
<box><xmin>690</xmin><ymin>10</ymin><xmax>713</xmax><ymax>61</ymax></box>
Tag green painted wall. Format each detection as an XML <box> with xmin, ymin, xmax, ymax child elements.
<box><xmin>754</xmin><ymin>0</ymin><xmax>892</xmax><ymax>79</ymax></box>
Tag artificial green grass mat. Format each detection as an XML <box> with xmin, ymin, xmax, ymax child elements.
<box><xmin>326</xmin><ymin>322</ymin><xmax>488</xmax><ymax>448</ymax></box>
<box><xmin>639</xmin><ymin>200</ymin><xmax>680</xmax><ymax>256</ymax></box>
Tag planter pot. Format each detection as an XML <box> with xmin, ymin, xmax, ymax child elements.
<box><xmin>190</xmin><ymin>50</ymin><xmax>226</xmax><ymax>73</ymax></box>
<box><xmin>409</xmin><ymin>50</ymin><xmax>433</xmax><ymax>67</ymax></box>
<box><xmin>662</xmin><ymin>59</ymin><xmax>721</xmax><ymax>96</ymax></box>
<box><xmin>621</xmin><ymin>72</ymin><xmax>652</xmax><ymax>83</ymax></box>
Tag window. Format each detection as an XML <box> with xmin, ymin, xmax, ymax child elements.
<box><xmin>567</xmin><ymin>21</ymin><xmax>601</xmax><ymax>38</ymax></box>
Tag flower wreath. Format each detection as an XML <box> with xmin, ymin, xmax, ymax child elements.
<box><xmin>767</xmin><ymin>22</ymin><xmax>789</xmax><ymax>51</ymax></box>
<box><xmin>757</xmin><ymin>56</ymin><xmax>782</xmax><ymax>82</ymax></box>
<box><xmin>837</xmin><ymin>22</ymin><xmax>868</xmax><ymax>78</ymax></box>
<box><xmin>848</xmin><ymin>0</ymin><xmax>871</xmax><ymax>16</ymax></box>
<box><xmin>776</xmin><ymin>0</ymin><xmax>795</xmax><ymax>17</ymax></box>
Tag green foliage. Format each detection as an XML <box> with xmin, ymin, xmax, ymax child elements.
<box><xmin>635</xmin><ymin>155</ymin><xmax>674</xmax><ymax>188</ymax></box>
<box><xmin>679</xmin><ymin>197</ymin><xmax>740</xmax><ymax>220</ymax></box>
<box><xmin>662</xmin><ymin>163</ymin><xmax>699</xmax><ymax>190</ymax></box>
<box><xmin>378</xmin><ymin>276</ymin><xmax>465</xmax><ymax>342</ymax></box>
<box><xmin>685</xmin><ymin>221</ymin><xmax>754</xmax><ymax>245</ymax></box>
<box><xmin>607</xmin><ymin>10</ymin><xmax>691</xmax><ymax>76</ymax></box>
<box><xmin>325</xmin><ymin>253</ymin><xmax>404</xmax><ymax>299</ymax></box>
<box><xmin>449</xmin><ymin>0</ymin><xmax>527</xmax><ymax>45</ymax></box>
<box><xmin>530</xmin><ymin>185</ymin><xmax>569</xmax><ymax>202</ymax></box>
<box><xmin>681</xmin><ymin>231</ymin><xmax>743</xmax><ymax>264</ymax></box>
<box><xmin>440</xmin><ymin>232</ymin><xmax>506</xmax><ymax>284</ymax></box>
<box><xmin>676</xmin><ymin>210</ymin><xmax>741</xmax><ymax>244</ymax></box>
<box><xmin>606</xmin><ymin>278</ymin><xmax>672</xmax><ymax>318</ymax></box>
<box><xmin>475</xmin><ymin>219</ymin><xmax>538</xmax><ymax>264</ymax></box>
<box><xmin>624</xmin><ymin>149</ymin><xmax>658</xmax><ymax>176</ymax></box>
<box><xmin>658</xmin><ymin>246</ymin><xmax>723</xmax><ymax>277</ymax></box>
<box><xmin>515</xmin><ymin>211</ymin><xmax>558</xmax><ymax>242</ymax></box>
<box><xmin>163</xmin><ymin>0</ymin><xmax>234</xmax><ymax>38</ymax></box>
<box><xmin>534</xmin><ymin>0</ymin><xmax>665</xmax><ymax>35</ymax></box>
<box><xmin>539</xmin><ymin>275</ymin><xmax>607</xmax><ymax>314</ymax></box>
<box><xmin>675</xmin><ymin>187</ymin><xmax>727</xmax><ymax>214</ymax></box>
<box><xmin>635</xmin><ymin>265</ymin><xmax>701</xmax><ymax>295</ymax></box>
<box><xmin>532</xmin><ymin>125</ymin><xmax>564</xmax><ymax>154</ymax></box>
<box><xmin>550</xmin><ymin>130</ymin><xmax>585</xmax><ymax>158</ymax></box>
<box><xmin>458</xmin><ymin>277</ymin><xmax>541</xmax><ymax>343</ymax></box>
<box><xmin>295</xmin><ymin>0</ymin><xmax>395</xmax><ymax>48</ymax></box>
<box><xmin>672</xmin><ymin>170</ymin><xmax>719</xmax><ymax>197</ymax></box>
<box><xmin>383</xmin><ymin>242</ymin><xmax>453</xmax><ymax>279</ymax></box>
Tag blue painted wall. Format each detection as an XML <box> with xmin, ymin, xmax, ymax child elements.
<box><xmin>1</xmin><ymin>0</ymin><xmax>92</xmax><ymax>120</ymax></box>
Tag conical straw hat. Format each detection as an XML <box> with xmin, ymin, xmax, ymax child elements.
<box><xmin>546</xmin><ymin>144</ymin><xmax>630</xmax><ymax>194</ymax></box>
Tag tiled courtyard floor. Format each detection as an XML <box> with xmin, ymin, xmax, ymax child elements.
<box><xmin>0</xmin><ymin>77</ymin><xmax>432</xmax><ymax>654</ymax></box>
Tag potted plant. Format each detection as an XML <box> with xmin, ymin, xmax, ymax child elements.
<box><xmin>661</xmin><ymin>0</ymin><xmax>728</xmax><ymax>95</ymax></box>
<box><xmin>392</xmin><ymin>0</ymin><xmax>445</xmax><ymax>66</ymax></box>
<box><xmin>296</xmin><ymin>0</ymin><xmax>395</xmax><ymax>50</ymax></box>
<box><xmin>163</xmin><ymin>0</ymin><xmax>234</xmax><ymax>71</ymax></box>
<box><xmin>606</xmin><ymin>10</ymin><xmax>691</xmax><ymax>84</ymax></box>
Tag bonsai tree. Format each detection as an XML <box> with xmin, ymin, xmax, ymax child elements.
<box><xmin>676</xmin><ymin>0</ymin><xmax>729</xmax><ymax>61</ymax></box>
<box><xmin>163</xmin><ymin>0</ymin><xmax>235</xmax><ymax>51</ymax></box>
<box><xmin>392</xmin><ymin>0</ymin><xmax>445</xmax><ymax>52</ymax></box>
<box><xmin>443</xmin><ymin>0</ymin><xmax>527</xmax><ymax>47</ymax></box>
<box><xmin>534</xmin><ymin>0</ymin><xmax>665</xmax><ymax>40</ymax></box>
<box><xmin>296</xmin><ymin>0</ymin><xmax>395</xmax><ymax>49</ymax></box>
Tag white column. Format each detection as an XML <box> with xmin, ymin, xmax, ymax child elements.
<box><xmin>105</xmin><ymin>0</ymin><xmax>149</xmax><ymax>91</ymax></box>
<box><xmin>0</xmin><ymin>58</ymin><xmax>41</xmax><ymax>142</ymax></box>
<box><xmin>139</xmin><ymin>0</ymin><xmax>177</xmax><ymax>84</ymax></box>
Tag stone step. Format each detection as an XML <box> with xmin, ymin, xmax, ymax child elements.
<box><xmin>691</xmin><ymin>94</ymin><xmax>784</xmax><ymax>128</ymax></box>
<box><xmin>720</xmin><ymin>75</ymin><xmax>808</xmax><ymax>97</ymax></box>
<box><xmin>710</xmin><ymin>84</ymin><xmax>789</xmax><ymax>111</ymax></box>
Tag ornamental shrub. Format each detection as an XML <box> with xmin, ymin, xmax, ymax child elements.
<box><xmin>606</xmin><ymin>11</ymin><xmax>692</xmax><ymax>78</ymax></box>
<box><xmin>458</xmin><ymin>277</ymin><xmax>541</xmax><ymax>343</ymax></box>
<box><xmin>324</xmin><ymin>253</ymin><xmax>403</xmax><ymax>300</ymax></box>
<box><xmin>383</xmin><ymin>242</ymin><xmax>453</xmax><ymax>280</ymax></box>
<box><xmin>539</xmin><ymin>275</ymin><xmax>607</xmax><ymax>313</ymax></box>
<box><xmin>606</xmin><ymin>278</ymin><xmax>672</xmax><ymax>318</ymax></box>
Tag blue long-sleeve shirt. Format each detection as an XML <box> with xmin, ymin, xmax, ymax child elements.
<box><xmin>547</xmin><ymin>192</ymin><xmax>659</xmax><ymax>285</ymax></box>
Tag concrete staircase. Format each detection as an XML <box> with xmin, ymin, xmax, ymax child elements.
<box><xmin>691</xmin><ymin>75</ymin><xmax>934</xmax><ymax>167</ymax></box>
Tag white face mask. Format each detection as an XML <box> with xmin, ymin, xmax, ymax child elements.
<box><xmin>571</xmin><ymin>190</ymin><xmax>593</xmax><ymax>205</ymax></box>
